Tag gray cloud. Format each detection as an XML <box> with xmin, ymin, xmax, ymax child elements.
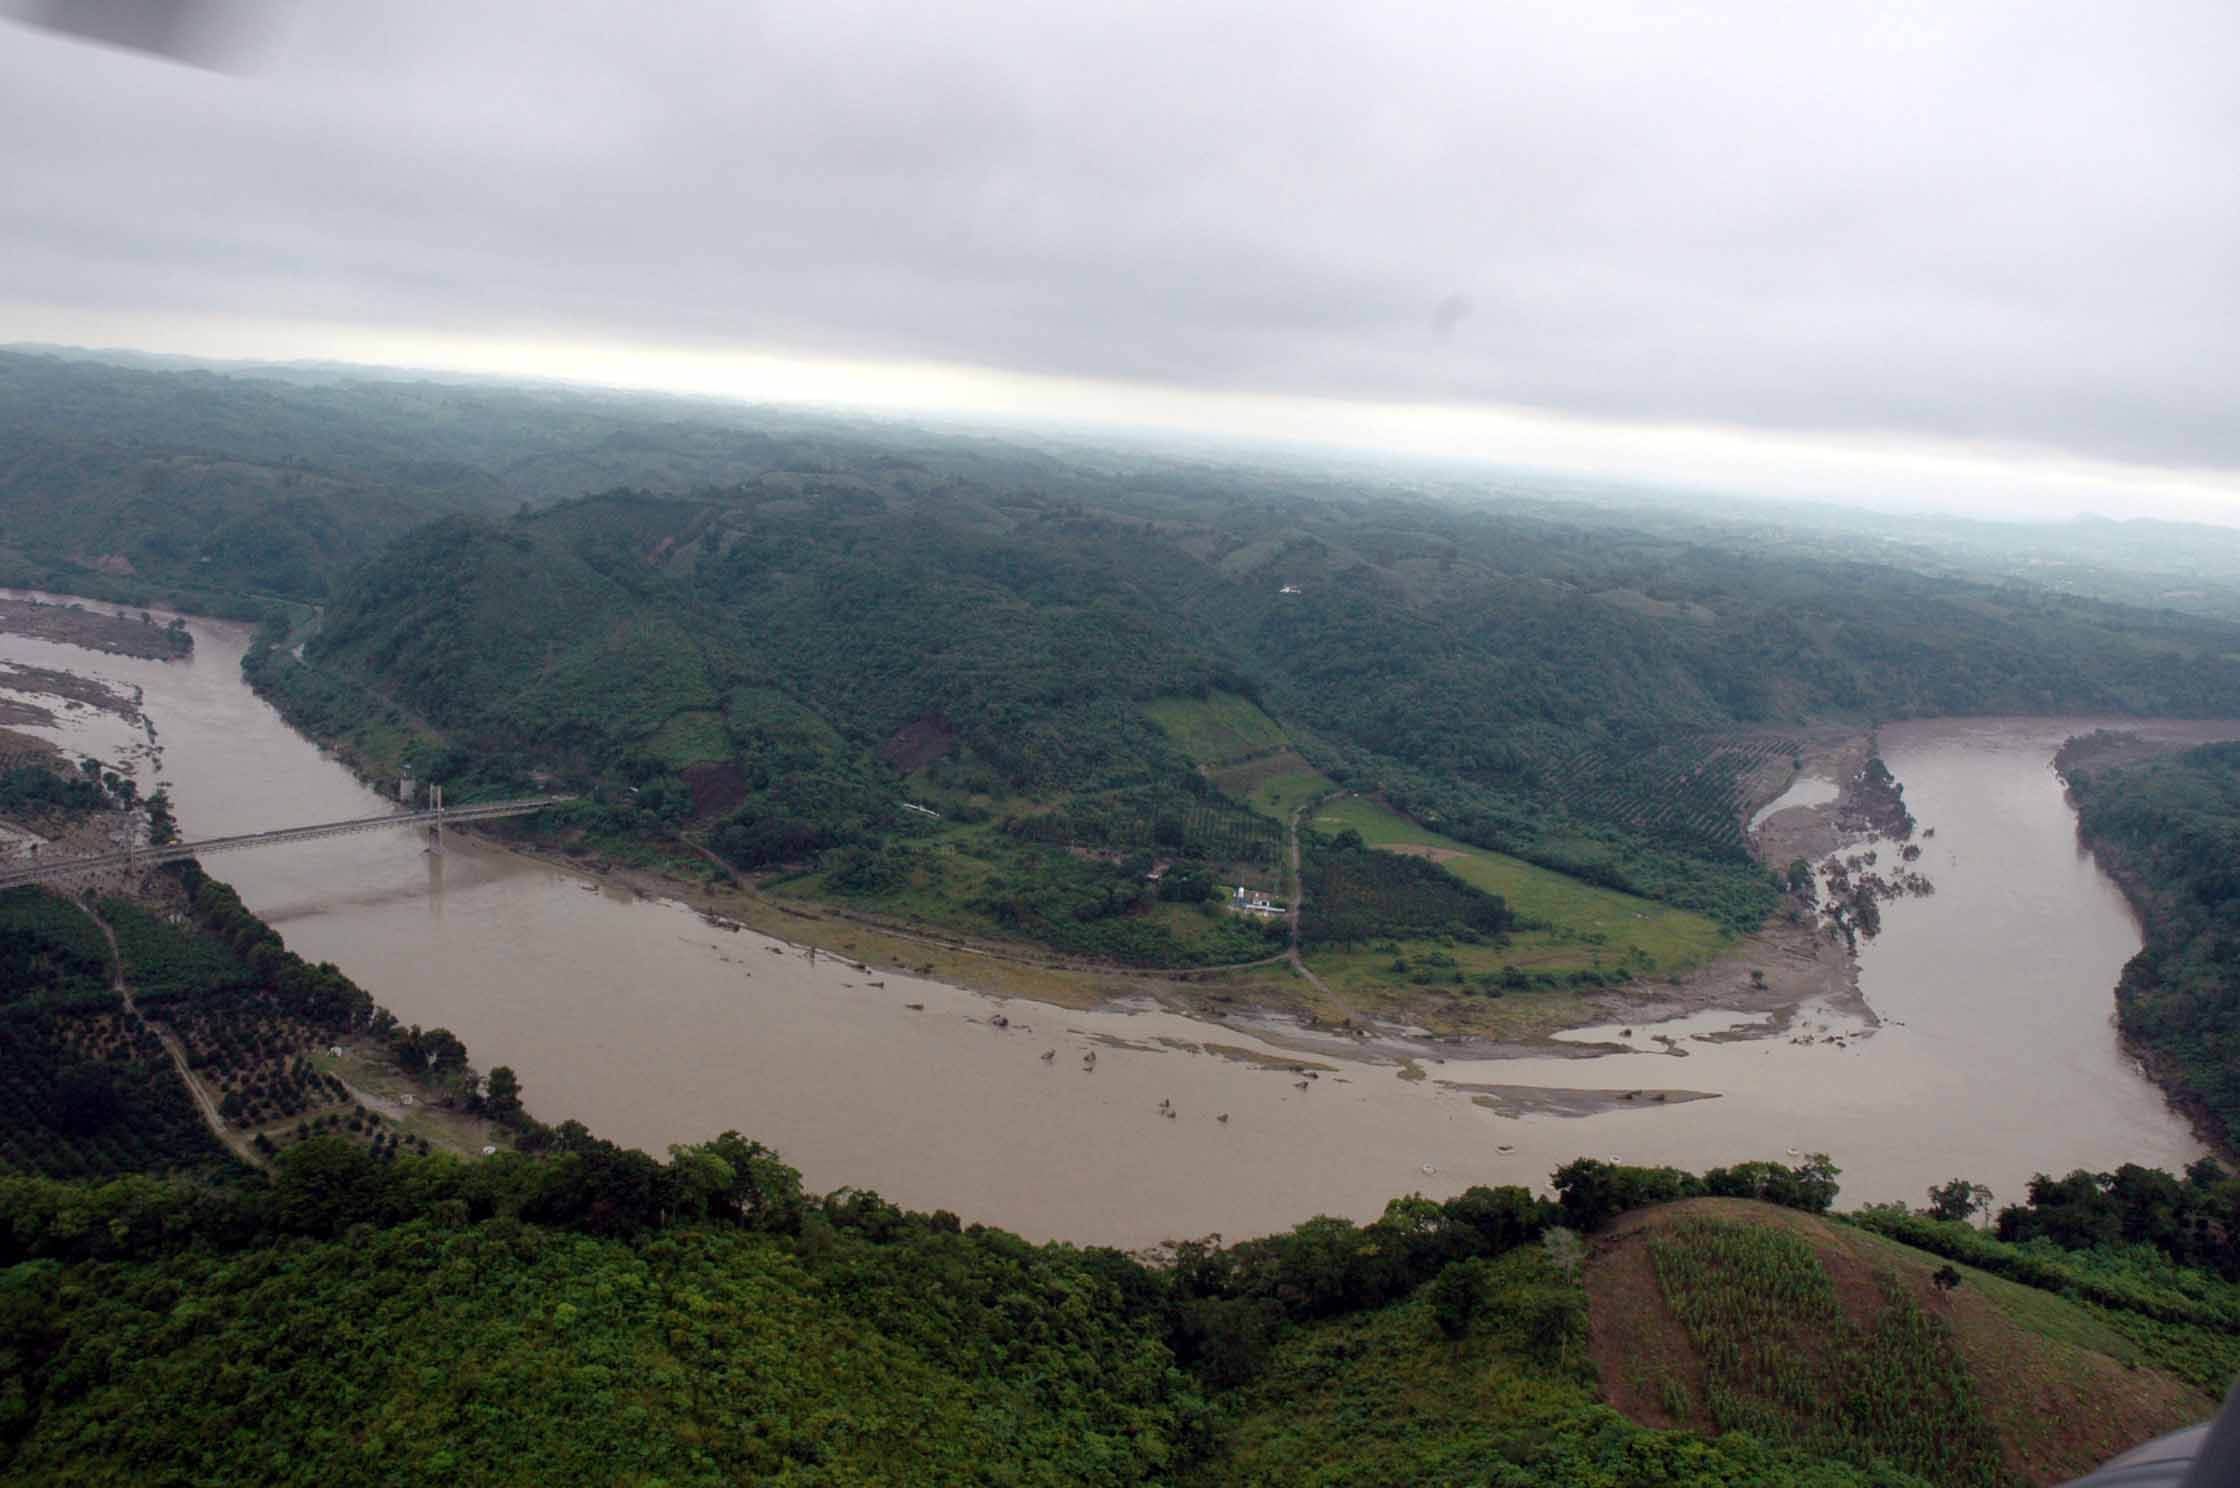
<box><xmin>2</xmin><ymin>0</ymin><xmax>2236</xmax><ymax>470</ymax></box>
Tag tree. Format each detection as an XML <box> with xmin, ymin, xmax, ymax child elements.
<box><xmin>1925</xmin><ymin>1178</ymin><xmax>1995</xmax><ymax>1224</ymax></box>
<box><xmin>483</xmin><ymin>1066</ymin><xmax>523</xmax><ymax>1123</ymax></box>
<box><xmin>1540</xmin><ymin>1226</ymin><xmax>1585</xmax><ymax>1279</ymax></box>
<box><xmin>1427</xmin><ymin>1258</ymin><xmax>1487</xmax><ymax>1339</ymax></box>
<box><xmin>53</xmin><ymin>1064</ymin><xmax>118</xmax><ymax>1135</ymax></box>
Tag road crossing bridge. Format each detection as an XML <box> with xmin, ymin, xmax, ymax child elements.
<box><xmin>0</xmin><ymin>795</ymin><xmax>573</xmax><ymax>891</ymax></box>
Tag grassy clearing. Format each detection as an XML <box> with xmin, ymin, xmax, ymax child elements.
<box><xmin>311</xmin><ymin>1044</ymin><xmax>511</xmax><ymax>1158</ymax></box>
<box><xmin>644</xmin><ymin>708</ymin><xmax>730</xmax><ymax>767</ymax></box>
<box><xmin>337</xmin><ymin>717</ymin><xmax>425</xmax><ymax>783</ymax></box>
<box><xmin>1144</xmin><ymin>691</ymin><xmax>1291</xmax><ymax>765</ymax></box>
<box><xmin>1844</xmin><ymin>1229</ymin><xmax>2146</xmax><ymax>1367</ymax></box>
<box><xmin>1311</xmin><ymin>795</ymin><xmax>1728</xmax><ymax>973</ymax></box>
<box><xmin>1205</xmin><ymin>747</ymin><xmax>1335</xmax><ymax>821</ymax></box>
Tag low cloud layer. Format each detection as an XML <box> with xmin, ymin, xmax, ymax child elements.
<box><xmin>3</xmin><ymin>1</ymin><xmax>2236</xmax><ymax>473</ymax></box>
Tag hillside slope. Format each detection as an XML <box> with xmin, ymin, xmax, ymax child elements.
<box><xmin>278</xmin><ymin>471</ymin><xmax>2240</xmax><ymax>934</ymax></box>
<box><xmin>1586</xmin><ymin>1199</ymin><xmax>2212</xmax><ymax>1486</ymax></box>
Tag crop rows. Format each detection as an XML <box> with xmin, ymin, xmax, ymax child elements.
<box><xmin>176</xmin><ymin>1010</ymin><xmax>352</xmax><ymax>1128</ymax></box>
<box><xmin>1540</xmin><ymin>734</ymin><xmax>1801</xmax><ymax>860</ymax></box>
<box><xmin>1013</xmin><ymin>790</ymin><xmax>1281</xmax><ymax>866</ymax></box>
<box><xmin>1648</xmin><ymin>1218</ymin><xmax>2006</xmax><ymax>1488</ymax></box>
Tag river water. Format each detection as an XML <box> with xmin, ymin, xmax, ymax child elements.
<box><xmin>0</xmin><ymin>597</ymin><xmax>2210</xmax><ymax>1244</ymax></box>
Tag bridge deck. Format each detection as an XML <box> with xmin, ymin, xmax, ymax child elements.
<box><xmin>0</xmin><ymin>796</ymin><xmax>573</xmax><ymax>890</ymax></box>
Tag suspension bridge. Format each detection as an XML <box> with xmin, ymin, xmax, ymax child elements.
<box><xmin>0</xmin><ymin>794</ymin><xmax>573</xmax><ymax>891</ymax></box>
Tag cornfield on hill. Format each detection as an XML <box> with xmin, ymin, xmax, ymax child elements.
<box><xmin>1647</xmin><ymin>1217</ymin><xmax>2008</xmax><ymax>1488</ymax></box>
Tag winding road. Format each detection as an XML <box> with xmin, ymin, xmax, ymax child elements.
<box><xmin>73</xmin><ymin>897</ymin><xmax>269</xmax><ymax>1172</ymax></box>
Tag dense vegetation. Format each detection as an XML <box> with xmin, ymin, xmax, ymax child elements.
<box><xmin>2064</xmin><ymin>741</ymin><xmax>2240</xmax><ymax>1145</ymax></box>
<box><xmin>0</xmin><ymin>764</ymin><xmax>108</xmax><ymax>820</ymax></box>
<box><xmin>12</xmin><ymin>1111</ymin><xmax>2222</xmax><ymax>1486</ymax></box>
<box><xmin>0</xmin><ymin>858</ymin><xmax>2221</xmax><ymax>1486</ymax></box>
<box><xmin>22</xmin><ymin>351</ymin><xmax>2240</xmax><ymax>965</ymax></box>
<box><xmin>16</xmin><ymin>353</ymin><xmax>2240</xmax><ymax>1480</ymax></box>
<box><xmin>1297</xmin><ymin>827</ymin><xmax>1513</xmax><ymax>948</ymax></box>
<box><xmin>0</xmin><ymin>888</ymin><xmax>235</xmax><ymax>1180</ymax></box>
<box><xmin>0</xmin><ymin>1129</ymin><xmax>1897</xmax><ymax>1486</ymax></box>
<box><xmin>0</xmin><ymin>888</ymin><xmax>111</xmax><ymax>1008</ymax></box>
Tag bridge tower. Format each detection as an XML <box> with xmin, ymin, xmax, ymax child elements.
<box><xmin>426</xmin><ymin>783</ymin><xmax>445</xmax><ymax>854</ymax></box>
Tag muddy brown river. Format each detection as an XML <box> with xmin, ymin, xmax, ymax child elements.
<box><xmin>0</xmin><ymin>595</ymin><xmax>2210</xmax><ymax>1244</ymax></box>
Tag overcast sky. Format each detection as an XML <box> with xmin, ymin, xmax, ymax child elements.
<box><xmin>3</xmin><ymin>2</ymin><xmax>2238</xmax><ymax>519</ymax></box>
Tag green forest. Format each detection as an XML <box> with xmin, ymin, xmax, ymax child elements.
<box><xmin>4</xmin><ymin>853</ymin><xmax>2236</xmax><ymax>1485</ymax></box>
<box><xmin>2</xmin><ymin>718</ymin><xmax>2238</xmax><ymax>1482</ymax></box>
<box><xmin>18</xmin><ymin>350</ymin><xmax>2240</xmax><ymax>985</ymax></box>
<box><xmin>2066</xmin><ymin>741</ymin><xmax>2240</xmax><ymax>1147</ymax></box>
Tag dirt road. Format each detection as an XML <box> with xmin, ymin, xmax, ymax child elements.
<box><xmin>75</xmin><ymin>896</ymin><xmax>269</xmax><ymax>1172</ymax></box>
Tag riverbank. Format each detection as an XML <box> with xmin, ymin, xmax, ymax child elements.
<box><xmin>0</xmin><ymin>588</ymin><xmax>2074</xmax><ymax>1080</ymax></box>
<box><xmin>2054</xmin><ymin>724</ymin><xmax>2240</xmax><ymax>1166</ymax></box>
<box><xmin>6</xmin><ymin>605</ymin><xmax>2220</xmax><ymax>1237</ymax></box>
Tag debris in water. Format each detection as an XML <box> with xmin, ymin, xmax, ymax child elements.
<box><xmin>904</xmin><ymin>1002</ymin><xmax>925</xmax><ymax>1011</ymax></box>
<box><xmin>1040</xmin><ymin>1049</ymin><xmax>1056</xmax><ymax>1062</ymax></box>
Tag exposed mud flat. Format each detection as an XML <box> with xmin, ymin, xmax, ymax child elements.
<box><xmin>0</xmin><ymin>596</ymin><xmax>190</xmax><ymax>660</ymax></box>
<box><xmin>0</xmin><ymin>696</ymin><xmax>58</xmax><ymax>728</ymax></box>
<box><xmin>1750</xmin><ymin>732</ymin><xmax>1874</xmax><ymax>868</ymax></box>
<box><xmin>1450</xmin><ymin>1084</ymin><xmax>1720</xmax><ymax>1118</ymax></box>
<box><xmin>0</xmin><ymin>660</ymin><xmax>141</xmax><ymax>720</ymax></box>
<box><xmin>1581</xmin><ymin>911</ymin><xmax>1872</xmax><ymax>1043</ymax></box>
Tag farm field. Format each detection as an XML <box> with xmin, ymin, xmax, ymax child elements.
<box><xmin>1145</xmin><ymin>694</ymin><xmax>1338</xmax><ymax>822</ymax></box>
<box><xmin>1541</xmin><ymin>733</ymin><xmax>1805</xmax><ymax>861</ymax></box>
<box><xmin>1588</xmin><ymin>1199</ymin><xmax>2217</xmax><ymax>1486</ymax></box>
<box><xmin>1309</xmin><ymin>796</ymin><xmax>1731</xmax><ymax>972</ymax></box>
<box><xmin>1143</xmin><ymin>691</ymin><xmax>1290</xmax><ymax>765</ymax></box>
<box><xmin>772</xmin><ymin>821</ymin><xmax>1280</xmax><ymax>969</ymax></box>
<box><xmin>1225</xmin><ymin>753</ymin><xmax>1337</xmax><ymax>821</ymax></box>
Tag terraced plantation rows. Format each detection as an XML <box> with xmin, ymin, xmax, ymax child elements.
<box><xmin>1010</xmin><ymin>787</ymin><xmax>1283</xmax><ymax>866</ymax></box>
<box><xmin>1542</xmin><ymin>734</ymin><xmax>1804</xmax><ymax>860</ymax></box>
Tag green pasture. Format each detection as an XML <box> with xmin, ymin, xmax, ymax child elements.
<box><xmin>1311</xmin><ymin>796</ymin><xmax>1728</xmax><ymax>970</ymax></box>
<box><xmin>1144</xmin><ymin>691</ymin><xmax>1291</xmax><ymax>765</ymax></box>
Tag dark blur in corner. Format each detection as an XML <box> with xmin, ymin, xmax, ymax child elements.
<box><xmin>5</xmin><ymin>0</ymin><xmax>282</xmax><ymax>71</ymax></box>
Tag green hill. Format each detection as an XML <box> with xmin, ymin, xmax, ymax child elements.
<box><xmin>1586</xmin><ymin>1199</ymin><xmax>2215</xmax><ymax>1487</ymax></box>
<box><xmin>2063</xmin><ymin>738</ymin><xmax>2240</xmax><ymax>1148</ymax></box>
